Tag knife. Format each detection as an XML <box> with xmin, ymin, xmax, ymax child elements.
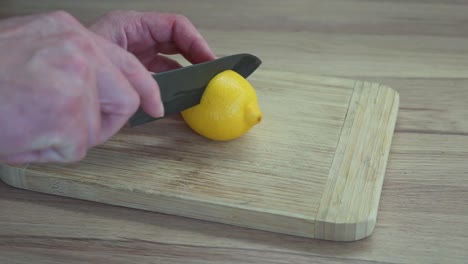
<box><xmin>128</xmin><ymin>53</ymin><xmax>262</xmax><ymax>127</ymax></box>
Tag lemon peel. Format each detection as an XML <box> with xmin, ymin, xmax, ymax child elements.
<box><xmin>181</xmin><ymin>70</ymin><xmax>262</xmax><ymax>141</ymax></box>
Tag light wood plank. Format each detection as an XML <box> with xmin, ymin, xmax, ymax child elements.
<box><xmin>315</xmin><ymin>82</ymin><xmax>399</xmax><ymax>241</ymax></box>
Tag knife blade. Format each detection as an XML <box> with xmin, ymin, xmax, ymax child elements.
<box><xmin>128</xmin><ymin>53</ymin><xmax>262</xmax><ymax>127</ymax></box>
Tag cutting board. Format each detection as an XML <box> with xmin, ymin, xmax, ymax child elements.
<box><xmin>0</xmin><ymin>70</ymin><xmax>399</xmax><ymax>241</ymax></box>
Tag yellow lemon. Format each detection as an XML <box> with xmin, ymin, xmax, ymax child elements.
<box><xmin>181</xmin><ymin>70</ymin><xmax>262</xmax><ymax>141</ymax></box>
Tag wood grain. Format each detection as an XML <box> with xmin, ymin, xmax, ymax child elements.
<box><xmin>0</xmin><ymin>72</ymin><xmax>399</xmax><ymax>241</ymax></box>
<box><xmin>315</xmin><ymin>82</ymin><xmax>399</xmax><ymax>241</ymax></box>
<box><xmin>1</xmin><ymin>0</ymin><xmax>467</xmax><ymax>263</ymax></box>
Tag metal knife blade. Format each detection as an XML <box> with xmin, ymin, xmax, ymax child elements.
<box><xmin>128</xmin><ymin>53</ymin><xmax>262</xmax><ymax>127</ymax></box>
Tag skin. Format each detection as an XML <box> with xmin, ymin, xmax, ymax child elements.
<box><xmin>0</xmin><ymin>10</ymin><xmax>216</xmax><ymax>164</ymax></box>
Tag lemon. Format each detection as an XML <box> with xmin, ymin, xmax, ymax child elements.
<box><xmin>181</xmin><ymin>70</ymin><xmax>262</xmax><ymax>141</ymax></box>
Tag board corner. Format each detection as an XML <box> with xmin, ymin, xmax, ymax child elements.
<box><xmin>0</xmin><ymin>163</ymin><xmax>29</xmax><ymax>189</ymax></box>
<box><xmin>314</xmin><ymin>215</ymin><xmax>377</xmax><ymax>241</ymax></box>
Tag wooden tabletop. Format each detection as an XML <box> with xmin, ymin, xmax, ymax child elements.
<box><xmin>1</xmin><ymin>1</ymin><xmax>467</xmax><ymax>263</ymax></box>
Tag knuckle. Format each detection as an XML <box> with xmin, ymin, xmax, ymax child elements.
<box><xmin>174</xmin><ymin>14</ymin><xmax>190</xmax><ymax>23</ymax></box>
<box><xmin>51</xmin><ymin>31</ymin><xmax>92</xmax><ymax>76</ymax></box>
<box><xmin>66</xmin><ymin>52</ymin><xmax>88</xmax><ymax>77</ymax></box>
<box><xmin>47</xmin><ymin>10</ymin><xmax>80</xmax><ymax>26</ymax></box>
<box><xmin>47</xmin><ymin>129</ymin><xmax>88</xmax><ymax>163</ymax></box>
<box><xmin>29</xmin><ymin>31</ymin><xmax>92</xmax><ymax>76</ymax></box>
<box><xmin>61</xmin><ymin>30</ymin><xmax>92</xmax><ymax>52</ymax></box>
<box><xmin>100</xmin><ymin>89</ymin><xmax>139</xmax><ymax>123</ymax></box>
<box><xmin>126</xmin><ymin>93</ymin><xmax>140</xmax><ymax>113</ymax></box>
<box><xmin>63</xmin><ymin>34</ymin><xmax>92</xmax><ymax>74</ymax></box>
<box><xmin>121</xmin><ymin>53</ymin><xmax>142</xmax><ymax>76</ymax></box>
<box><xmin>120</xmin><ymin>91</ymin><xmax>140</xmax><ymax>114</ymax></box>
<box><xmin>58</xmin><ymin>127</ymin><xmax>89</xmax><ymax>163</ymax></box>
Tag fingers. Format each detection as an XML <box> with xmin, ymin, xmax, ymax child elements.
<box><xmin>133</xmin><ymin>48</ymin><xmax>183</xmax><ymax>72</ymax></box>
<box><xmin>89</xmin><ymin>11</ymin><xmax>216</xmax><ymax>65</ymax></box>
<box><xmin>141</xmin><ymin>13</ymin><xmax>216</xmax><ymax>63</ymax></box>
<box><xmin>93</xmin><ymin>64</ymin><xmax>140</xmax><ymax>144</ymax></box>
<box><xmin>92</xmin><ymin>32</ymin><xmax>164</xmax><ymax>119</ymax></box>
<box><xmin>143</xmin><ymin>54</ymin><xmax>183</xmax><ymax>73</ymax></box>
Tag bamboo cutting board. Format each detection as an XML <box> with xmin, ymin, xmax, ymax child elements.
<box><xmin>0</xmin><ymin>70</ymin><xmax>399</xmax><ymax>241</ymax></box>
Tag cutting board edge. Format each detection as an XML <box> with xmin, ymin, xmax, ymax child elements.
<box><xmin>314</xmin><ymin>81</ymin><xmax>399</xmax><ymax>241</ymax></box>
<box><xmin>0</xmin><ymin>165</ymin><xmax>317</xmax><ymax>239</ymax></box>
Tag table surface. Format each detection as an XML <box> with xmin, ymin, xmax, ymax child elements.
<box><xmin>1</xmin><ymin>1</ymin><xmax>467</xmax><ymax>263</ymax></box>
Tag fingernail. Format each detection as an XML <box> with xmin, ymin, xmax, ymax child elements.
<box><xmin>156</xmin><ymin>101</ymin><xmax>165</xmax><ymax>118</ymax></box>
<box><xmin>152</xmin><ymin>81</ymin><xmax>165</xmax><ymax>118</ymax></box>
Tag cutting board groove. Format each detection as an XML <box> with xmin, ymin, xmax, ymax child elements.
<box><xmin>0</xmin><ymin>71</ymin><xmax>399</xmax><ymax>241</ymax></box>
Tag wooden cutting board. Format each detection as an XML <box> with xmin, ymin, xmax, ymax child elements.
<box><xmin>0</xmin><ymin>70</ymin><xmax>399</xmax><ymax>241</ymax></box>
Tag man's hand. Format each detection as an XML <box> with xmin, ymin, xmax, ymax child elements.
<box><xmin>89</xmin><ymin>11</ymin><xmax>216</xmax><ymax>72</ymax></box>
<box><xmin>0</xmin><ymin>10</ymin><xmax>215</xmax><ymax>164</ymax></box>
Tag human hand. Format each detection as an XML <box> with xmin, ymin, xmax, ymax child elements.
<box><xmin>89</xmin><ymin>10</ymin><xmax>216</xmax><ymax>72</ymax></box>
<box><xmin>0</xmin><ymin>11</ymin><xmax>163</xmax><ymax>164</ymax></box>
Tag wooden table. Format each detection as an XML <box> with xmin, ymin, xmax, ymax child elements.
<box><xmin>1</xmin><ymin>1</ymin><xmax>467</xmax><ymax>263</ymax></box>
